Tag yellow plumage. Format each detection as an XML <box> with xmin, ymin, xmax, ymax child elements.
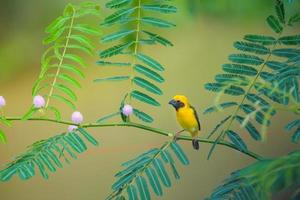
<box><xmin>169</xmin><ymin>95</ymin><xmax>201</xmax><ymax>150</ymax></box>
<box><xmin>176</xmin><ymin>106</ymin><xmax>199</xmax><ymax>137</ymax></box>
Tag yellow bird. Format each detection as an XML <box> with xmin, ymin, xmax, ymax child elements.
<box><xmin>169</xmin><ymin>95</ymin><xmax>201</xmax><ymax>150</ymax></box>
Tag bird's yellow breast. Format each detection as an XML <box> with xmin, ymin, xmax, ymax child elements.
<box><xmin>176</xmin><ymin>107</ymin><xmax>199</xmax><ymax>136</ymax></box>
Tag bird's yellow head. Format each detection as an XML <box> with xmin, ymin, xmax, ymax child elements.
<box><xmin>169</xmin><ymin>95</ymin><xmax>189</xmax><ymax>111</ymax></box>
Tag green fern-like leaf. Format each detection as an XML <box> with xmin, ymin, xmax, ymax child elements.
<box><xmin>291</xmin><ymin>128</ymin><xmax>300</xmax><ymax>143</ymax></box>
<box><xmin>100</xmin><ymin>42</ymin><xmax>133</xmax><ymax>58</ymax></box>
<box><xmin>127</xmin><ymin>185</ymin><xmax>138</xmax><ymax>200</ymax></box>
<box><xmin>106</xmin><ymin>0</ymin><xmax>132</xmax><ymax>9</ymax></box>
<box><xmin>267</xmin><ymin>15</ymin><xmax>283</xmax><ymax>33</ymax></box>
<box><xmin>0</xmin><ymin>128</ymin><xmax>98</xmax><ymax>181</ymax></box>
<box><xmin>0</xmin><ymin>129</ymin><xmax>7</xmax><ymax>144</ymax></box>
<box><xmin>133</xmin><ymin>77</ymin><xmax>163</xmax><ymax>95</ymax></box>
<box><xmin>133</xmin><ymin>108</ymin><xmax>154</xmax><ymax>123</ymax></box>
<box><xmin>103</xmin><ymin>8</ymin><xmax>136</xmax><ymax>25</ymax></box>
<box><xmin>206</xmin><ymin>115</ymin><xmax>232</xmax><ymax>139</ymax></box>
<box><xmin>31</xmin><ymin>3</ymin><xmax>101</xmax><ymax>119</ymax></box>
<box><xmin>272</xmin><ymin>48</ymin><xmax>300</xmax><ymax>58</ymax></box>
<box><xmin>0</xmin><ymin>118</ymin><xmax>11</xmax><ymax>144</ymax></box>
<box><xmin>141</xmin><ymin>17</ymin><xmax>176</xmax><ymax>28</ymax></box>
<box><xmin>134</xmin><ymin>64</ymin><xmax>165</xmax><ymax>83</ymax></box>
<box><xmin>145</xmin><ymin>167</ymin><xmax>163</xmax><ymax>196</ymax></box>
<box><xmin>170</xmin><ymin>142</ymin><xmax>189</xmax><ymax>165</ymax></box>
<box><xmin>97</xmin><ymin>0</ymin><xmax>176</xmax><ymax>123</ymax></box>
<box><xmin>141</xmin><ymin>4</ymin><xmax>177</xmax><ymax>14</ymax></box>
<box><xmin>142</xmin><ymin>31</ymin><xmax>173</xmax><ymax>46</ymax></box>
<box><xmin>97</xmin><ymin>61</ymin><xmax>131</xmax><ymax>67</ymax></box>
<box><xmin>222</xmin><ymin>64</ymin><xmax>258</xmax><ymax>76</ymax></box>
<box><xmin>265</xmin><ymin>61</ymin><xmax>288</xmax><ymax>70</ymax></box>
<box><xmin>246</xmin><ymin>93</ymin><xmax>274</xmax><ymax>113</ymax></box>
<box><xmin>244</xmin><ymin>34</ymin><xmax>277</xmax><ymax>45</ymax></box>
<box><xmin>274</xmin><ymin>66</ymin><xmax>300</xmax><ymax>83</ymax></box>
<box><xmin>106</xmin><ymin>141</ymin><xmax>189</xmax><ymax>200</ymax></box>
<box><xmin>131</xmin><ymin>90</ymin><xmax>160</xmax><ymax>106</ymax></box>
<box><xmin>102</xmin><ymin>29</ymin><xmax>136</xmax><ymax>43</ymax></box>
<box><xmin>136</xmin><ymin>53</ymin><xmax>165</xmax><ymax>71</ymax></box>
<box><xmin>204</xmin><ymin>102</ymin><xmax>238</xmax><ymax>114</ymax></box>
<box><xmin>285</xmin><ymin>119</ymin><xmax>300</xmax><ymax>143</ymax></box>
<box><xmin>279</xmin><ymin>35</ymin><xmax>300</xmax><ymax>45</ymax></box>
<box><xmin>215</xmin><ymin>74</ymin><xmax>250</xmax><ymax>86</ymax></box>
<box><xmin>235</xmin><ymin>115</ymin><xmax>262</xmax><ymax>141</ymax></box>
<box><xmin>205</xmin><ymin>83</ymin><xmax>245</xmax><ymax>96</ymax></box>
<box><xmin>226</xmin><ymin>130</ymin><xmax>248</xmax><ymax>152</ymax></box>
<box><xmin>94</xmin><ymin>76</ymin><xmax>131</xmax><ymax>83</ymax></box>
<box><xmin>228</xmin><ymin>54</ymin><xmax>264</xmax><ymax>66</ymax></box>
<box><xmin>233</xmin><ymin>41</ymin><xmax>270</xmax><ymax>55</ymax></box>
<box><xmin>204</xmin><ymin>0</ymin><xmax>299</xmax><ymax>159</ymax></box>
<box><xmin>136</xmin><ymin>175</ymin><xmax>151</xmax><ymax>199</ymax></box>
<box><xmin>207</xmin><ymin>151</ymin><xmax>300</xmax><ymax>200</ymax></box>
<box><xmin>288</xmin><ymin>13</ymin><xmax>300</xmax><ymax>26</ymax></box>
<box><xmin>275</xmin><ymin>0</ymin><xmax>285</xmax><ymax>24</ymax></box>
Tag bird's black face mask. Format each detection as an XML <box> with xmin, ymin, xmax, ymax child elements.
<box><xmin>169</xmin><ymin>99</ymin><xmax>185</xmax><ymax>111</ymax></box>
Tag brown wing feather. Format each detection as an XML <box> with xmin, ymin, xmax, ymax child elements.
<box><xmin>190</xmin><ymin>106</ymin><xmax>201</xmax><ymax>131</ymax></box>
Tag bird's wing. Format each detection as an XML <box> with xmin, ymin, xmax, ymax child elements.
<box><xmin>190</xmin><ymin>106</ymin><xmax>201</xmax><ymax>131</ymax></box>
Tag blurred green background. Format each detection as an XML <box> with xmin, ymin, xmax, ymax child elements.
<box><xmin>0</xmin><ymin>0</ymin><xmax>299</xmax><ymax>199</ymax></box>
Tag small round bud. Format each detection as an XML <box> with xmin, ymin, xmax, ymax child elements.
<box><xmin>122</xmin><ymin>104</ymin><xmax>133</xmax><ymax>117</ymax></box>
<box><xmin>33</xmin><ymin>95</ymin><xmax>45</xmax><ymax>108</ymax></box>
<box><xmin>0</xmin><ymin>96</ymin><xmax>6</xmax><ymax>108</ymax></box>
<box><xmin>68</xmin><ymin>125</ymin><xmax>78</xmax><ymax>132</ymax></box>
<box><xmin>71</xmin><ymin>111</ymin><xmax>83</xmax><ymax>124</ymax></box>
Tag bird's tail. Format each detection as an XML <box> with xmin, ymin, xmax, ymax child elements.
<box><xmin>192</xmin><ymin>139</ymin><xmax>199</xmax><ymax>150</ymax></box>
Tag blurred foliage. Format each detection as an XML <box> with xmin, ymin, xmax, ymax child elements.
<box><xmin>0</xmin><ymin>0</ymin><xmax>65</xmax><ymax>81</ymax></box>
<box><xmin>1</xmin><ymin>0</ymin><xmax>299</xmax><ymax>82</ymax></box>
<box><xmin>183</xmin><ymin>0</ymin><xmax>300</xmax><ymax>19</ymax></box>
<box><xmin>207</xmin><ymin>150</ymin><xmax>300</xmax><ymax>200</ymax></box>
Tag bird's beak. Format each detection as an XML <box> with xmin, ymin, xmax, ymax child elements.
<box><xmin>168</xmin><ymin>99</ymin><xmax>177</xmax><ymax>107</ymax></box>
<box><xmin>169</xmin><ymin>99</ymin><xmax>184</xmax><ymax>110</ymax></box>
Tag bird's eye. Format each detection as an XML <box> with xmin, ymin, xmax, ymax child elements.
<box><xmin>176</xmin><ymin>100</ymin><xmax>180</xmax><ymax>103</ymax></box>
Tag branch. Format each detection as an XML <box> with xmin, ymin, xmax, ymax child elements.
<box><xmin>5</xmin><ymin>117</ymin><xmax>264</xmax><ymax>160</ymax></box>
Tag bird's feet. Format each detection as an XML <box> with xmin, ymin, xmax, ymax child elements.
<box><xmin>173</xmin><ymin>135</ymin><xmax>179</xmax><ymax>141</ymax></box>
<box><xmin>173</xmin><ymin>129</ymin><xmax>185</xmax><ymax>141</ymax></box>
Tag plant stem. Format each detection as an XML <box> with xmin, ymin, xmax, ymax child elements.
<box><xmin>128</xmin><ymin>0</ymin><xmax>142</xmax><ymax>103</ymax></box>
<box><xmin>5</xmin><ymin>116</ymin><xmax>263</xmax><ymax>161</ymax></box>
<box><xmin>45</xmin><ymin>7</ymin><xmax>76</xmax><ymax>108</ymax></box>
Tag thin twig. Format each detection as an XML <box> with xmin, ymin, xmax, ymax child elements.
<box><xmin>5</xmin><ymin>116</ymin><xmax>264</xmax><ymax>161</ymax></box>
